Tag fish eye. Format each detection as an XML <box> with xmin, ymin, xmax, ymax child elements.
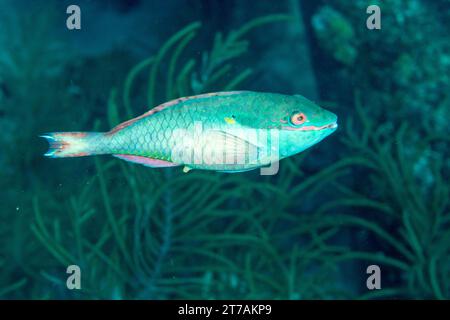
<box><xmin>290</xmin><ymin>112</ymin><xmax>307</xmax><ymax>126</ymax></box>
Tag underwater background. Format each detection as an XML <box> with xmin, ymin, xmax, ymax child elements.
<box><xmin>0</xmin><ymin>0</ymin><xmax>449</xmax><ymax>299</ymax></box>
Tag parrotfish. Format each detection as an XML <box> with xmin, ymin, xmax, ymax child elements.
<box><xmin>41</xmin><ymin>91</ymin><xmax>337</xmax><ymax>173</ymax></box>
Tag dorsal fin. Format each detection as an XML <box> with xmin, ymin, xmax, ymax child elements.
<box><xmin>107</xmin><ymin>91</ymin><xmax>244</xmax><ymax>135</ymax></box>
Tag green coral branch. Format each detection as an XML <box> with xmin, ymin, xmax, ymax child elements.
<box><xmin>166</xmin><ymin>30</ymin><xmax>198</xmax><ymax>99</ymax></box>
<box><xmin>0</xmin><ymin>278</ymin><xmax>27</xmax><ymax>298</ymax></box>
<box><xmin>147</xmin><ymin>21</ymin><xmax>201</xmax><ymax>107</ymax></box>
<box><xmin>123</xmin><ymin>57</ymin><xmax>154</xmax><ymax>118</ymax></box>
<box><xmin>228</xmin><ymin>14</ymin><xmax>293</xmax><ymax>42</ymax></box>
<box><xmin>95</xmin><ymin>157</ymin><xmax>133</xmax><ymax>268</ymax></box>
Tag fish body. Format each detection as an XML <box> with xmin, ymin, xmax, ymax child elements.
<box><xmin>42</xmin><ymin>91</ymin><xmax>337</xmax><ymax>172</ymax></box>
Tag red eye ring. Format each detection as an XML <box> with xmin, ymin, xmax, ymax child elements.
<box><xmin>290</xmin><ymin>112</ymin><xmax>307</xmax><ymax>126</ymax></box>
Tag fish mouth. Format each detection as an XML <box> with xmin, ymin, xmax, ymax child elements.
<box><xmin>282</xmin><ymin>122</ymin><xmax>338</xmax><ymax>131</ymax></box>
<box><xmin>324</xmin><ymin>122</ymin><xmax>338</xmax><ymax>130</ymax></box>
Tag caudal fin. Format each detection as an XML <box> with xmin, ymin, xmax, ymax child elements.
<box><xmin>40</xmin><ymin>132</ymin><xmax>105</xmax><ymax>158</ymax></box>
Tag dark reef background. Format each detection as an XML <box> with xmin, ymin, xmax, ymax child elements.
<box><xmin>0</xmin><ymin>0</ymin><xmax>449</xmax><ymax>299</ymax></box>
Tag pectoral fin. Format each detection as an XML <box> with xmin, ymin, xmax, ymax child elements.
<box><xmin>183</xmin><ymin>166</ymin><xmax>192</xmax><ymax>173</ymax></box>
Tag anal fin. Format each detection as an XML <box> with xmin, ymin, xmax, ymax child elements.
<box><xmin>217</xmin><ymin>168</ymin><xmax>256</xmax><ymax>173</ymax></box>
<box><xmin>113</xmin><ymin>154</ymin><xmax>179</xmax><ymax>168</ymax></box>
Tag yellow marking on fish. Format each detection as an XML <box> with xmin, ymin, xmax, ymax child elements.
<box><xmin>224</xmin><ymin>117</ymin><xmax>236</xmax><ymax>125</ymax></box>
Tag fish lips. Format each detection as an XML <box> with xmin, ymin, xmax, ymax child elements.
<box><xmin>281</xmin><ymin>121</ymin><xmax>338</xmax><ymax>132</ymax></box>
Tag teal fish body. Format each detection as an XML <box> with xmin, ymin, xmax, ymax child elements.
<box><xmin>42</xmin><ymin>91</ymin><xmax>337</xmax><ymax>172</ymax></box>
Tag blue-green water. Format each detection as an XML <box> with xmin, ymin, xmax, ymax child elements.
<box><xmin>0</xmin><ymin>0</ymin><xmax>449</xmax><ymax>299</ymax></box>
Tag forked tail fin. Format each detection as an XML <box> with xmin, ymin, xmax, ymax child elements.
<box><xmin>40</xmin><ymin>132</ymin><xmax>107</xmax><ymax>158</ymax></box>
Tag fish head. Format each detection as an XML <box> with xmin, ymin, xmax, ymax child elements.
<box><xmin>273</xmin><ymin>94</ymin><xmax>338</xmax><ymax>157</ymax></box>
